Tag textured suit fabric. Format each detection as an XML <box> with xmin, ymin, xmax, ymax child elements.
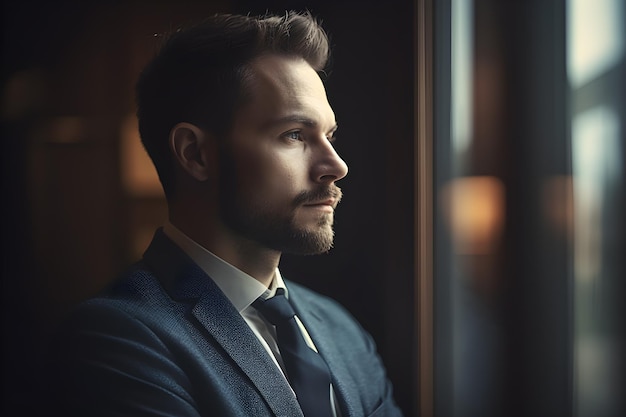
<box><xmin>47</xmin><ymin>230</ymin><xmax>403</xmax><ymax>417</ymax></box>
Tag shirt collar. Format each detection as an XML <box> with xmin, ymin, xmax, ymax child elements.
<box><xmin>163</xmin><ymin>222</ymin><xmax>287</xmax><ymax>312</ymax></box>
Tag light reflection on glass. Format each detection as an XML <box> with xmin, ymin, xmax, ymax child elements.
<box><xmin>451</xmin><ymin>0</ymin><xmax>473</xmax><ymax>159</ymax></box>
<box><xmin>568</xmin><ymin>0</ymin><xmax>624</xmax><ymax>414</ymax></box>
<box><xmin>572</xmin><ymin>107</ymin><xmax>621</xmax><ymax>284</ymax></box>
<box><xmin>567</xmin><ymin>0</ymin><xmax>624</xmax><ymax>88</ymax></box>
<box><xmin>571</xmin><ymin>106</ymin><xmax>622</xmax><ymax>417</ymax></box>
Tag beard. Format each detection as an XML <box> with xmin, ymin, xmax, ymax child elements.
<box><xmin>217</xmin><ymin>149</ymin><xmax>342</xmax><ymax>255</ymax></box>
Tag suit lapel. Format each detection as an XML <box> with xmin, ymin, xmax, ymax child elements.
<box><xmin>143</xmin><ymin>230</ymin><xmax>303</xmax><ymax>417</ymax></box>
<box><xmin>191</xmin><ymin>293</ymin><xmax>303</xmax><ymax>417</ymax></box>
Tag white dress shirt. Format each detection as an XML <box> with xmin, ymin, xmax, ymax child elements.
<box><xmin>163</xmin><ymin>222</ymin><xmax>341</xmax><ymax>416</ymax></box>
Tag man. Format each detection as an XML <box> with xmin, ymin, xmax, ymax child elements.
<box><xmin>49</xmin><ymin>11</ymin><xmax>403</xmax><ymax>417</ymax></box>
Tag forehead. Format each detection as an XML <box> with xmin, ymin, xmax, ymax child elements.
<box><xmin>235</xmin><ymin>55</ymin><xmax>335</xmax><ymax>128</ymax></box>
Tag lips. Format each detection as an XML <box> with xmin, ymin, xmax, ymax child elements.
<box><xmin>294</xmin><ymin>186</ymin><xmax>343</xmax><ymax>209</ymax></box>
<box><xmin>303</xmin><ymin>198</ymin><xmax>337</xmax><ymax>208</ymax></box>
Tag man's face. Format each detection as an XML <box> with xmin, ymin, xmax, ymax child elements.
<box><xmin>218</xmin><ymin>54</ymin><xmax>348</xmax><ymax>255</ymax></box>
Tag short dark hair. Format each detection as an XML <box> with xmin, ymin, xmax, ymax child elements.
<box><xmin>135</xmin><ymin>11</ymin><xmax>330</xmax><ymax>200</ymax></box>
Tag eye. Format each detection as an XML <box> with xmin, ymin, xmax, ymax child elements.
<box><xmin>326</xmin><ymin>128</ymin><xmax>338</xmax><ymax>144</ymax></box>
<box><xmin>283</xmin><ymin>130</ymin><xmax>304</xmax><ymax>142</ymax></box>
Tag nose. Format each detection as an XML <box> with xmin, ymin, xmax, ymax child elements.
<box><xmin>311</xmin><ymin>140</ymin><xmax>349</xmax><ymax>184</ymax></box>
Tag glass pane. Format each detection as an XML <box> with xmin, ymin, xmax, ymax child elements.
<box><xmin>568</xmin><ymin>0</ymin><xmax>625</xmax><ymax>415</ymax></box>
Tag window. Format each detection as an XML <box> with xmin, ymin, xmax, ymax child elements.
<box><xmin>421</xmin><ymin>0</ymin><xmax>625</xmax><ymax>415</ymax></box>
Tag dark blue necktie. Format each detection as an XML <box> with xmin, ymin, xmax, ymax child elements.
<box><xmin>253</xmin><ymin>288</ymin><xmax>334</xmax><ymax>417</ymax></box>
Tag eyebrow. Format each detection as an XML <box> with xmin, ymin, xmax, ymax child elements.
<box><xmin>264</xmin><ymin>115</ymin><xmax>338</xmax><ymax>132</ymax></box>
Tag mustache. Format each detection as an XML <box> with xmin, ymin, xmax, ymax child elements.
<box><xmin>292</xmin><ymin>186</ymin><xmax>343</xmax><ymax>206</ymax></box>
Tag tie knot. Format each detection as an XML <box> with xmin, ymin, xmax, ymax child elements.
<box><xmin>253</xmin><ymin>288</ymin><xmax>296</xmax><ymax>325</ymax></box>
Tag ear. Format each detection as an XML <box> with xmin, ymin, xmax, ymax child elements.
<box><xmin>169</xmin><ymin>122</ymin><xmax>214</xmax><ymax>181</ymax></box>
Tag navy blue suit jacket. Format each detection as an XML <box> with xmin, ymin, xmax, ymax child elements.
<box><xmin>49</xmin><ymin>230</ymin><xmax>402</xmax><ymax>416</ymax></box>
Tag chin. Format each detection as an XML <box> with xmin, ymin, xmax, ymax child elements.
<box><xmin>287</xmin><ymin>227</ymin><xmax>335</xmax><ymax>255</ymax></box>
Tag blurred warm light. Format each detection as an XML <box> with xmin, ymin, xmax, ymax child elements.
<box><xmin>440</xmin><ymin>176</ymin><xmax>505</xmax><ymax>254</ymax></box>
<box><xmin>120</xmin><ymin>115</ymin><xmax>164</xmax><ymax>197</ymax></box>
<box><xmin>41</xmin><ymin>116</ymin><xmax>86</xmax><ymax>143</ymax></box>
<box><xmin>542</xmin><ymin>175</ymin><xmax>574</xmax><ymax>240</ymax></box>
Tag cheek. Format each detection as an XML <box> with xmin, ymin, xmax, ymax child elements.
<box><xmin>235</xmin><ymin>149</ymin><xmax>299</xmax><ymax>199</ymax></box>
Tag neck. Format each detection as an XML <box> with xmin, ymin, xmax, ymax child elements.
<box><xmin>169</xmin><ymin>209</ymin><xmax>280</xmax><ymax>288</ymax></box>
